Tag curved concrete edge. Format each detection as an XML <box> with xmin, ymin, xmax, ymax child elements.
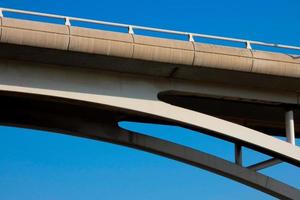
<box><xmin>1</xmin><ymin>84</ymin><xmax>300</xmax><ymax>167</ymax></box>
<box><xmin>1</xmin><ymin>17</ymin><xmax>300</xmax><ymax>78</ymax></box>
<box><xmin>118</xmin><ymin>130</ymin><xmax>299</xmax><ymax>200</ymax></box>
<box><xmin>0</xmin><ymin>58</ymin><xmax>299</xmax><ymax>164</ymax></box>
<box><xmin>0</xmin><ymin>94</ymin><xmax>298</xmax><ymax>199</ymax></box>
<box><xmin>62</xmin><ymin>127</ymin><xmax>300</xmax><ymax>200</ymax></box>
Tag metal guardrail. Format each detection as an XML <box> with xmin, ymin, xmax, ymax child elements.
<box><xmin>1</xmin><ymin>7</ymin><xmax>300</xmax><ymax>52</ymax></box>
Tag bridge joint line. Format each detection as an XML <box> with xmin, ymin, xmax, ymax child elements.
<box><xmin>0</xmin><ymin>7</ymin><xmax>300</xmax><ymax>52</ymax></box>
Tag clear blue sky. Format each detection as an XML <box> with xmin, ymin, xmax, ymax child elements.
<box><xmin>0</xmin><ymin>0</ymin><xmax>300</xmax><ymax>199</ymax></box>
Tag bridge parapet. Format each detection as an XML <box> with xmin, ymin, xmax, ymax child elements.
<box><xmin>194</xmin><ymin>43</ymin><xmax>253</xmax><ymax>72</ymax></box>
<box><xmin>0</xmin><ymin>14</ymin><xmax>300</xmax><ymax>78</ymax></box>
<box><xmin>70</xmin><ymin>26</ymin><xmax>134</xmax><ymax>58</ymax></box>
<box><xmin>1</xmin><ymin>17</ymin><xmax>69</xmax><ymax>50</ymax></box>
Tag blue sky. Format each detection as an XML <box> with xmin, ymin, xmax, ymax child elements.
<box><xmin>0</xmin><ymin>0</ymin><xmax>300</xmax><ymax>199</ymax></box>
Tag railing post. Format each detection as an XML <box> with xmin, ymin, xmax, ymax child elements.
<box><xmin>188</xmin><ymin>34</ymin><xmax>194</xmax><ymax>42</ymax></box>
<box><xmin>128</xmin><ymin>26</ymin><xmax>134</xmax><ymax>34</ymax></box>
<box><xmin>246</xmin><ymin>41</ymin><xmax>252</xmax><ymax>49</ymax></box>
<box><xmin>65</xmin><ymin>17</ymin><xmax>71</xmax><ymax>26</ymax></box>
<box><xmin>285</xmin><ymin>110</ymin><xmax>295</xmax><ymax>145</ymax></box>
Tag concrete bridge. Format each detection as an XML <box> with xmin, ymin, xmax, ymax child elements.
<box><xmin>0</xmin><ymin>8</ymin><xmax>300</xmax><ymax>199</ymax></box>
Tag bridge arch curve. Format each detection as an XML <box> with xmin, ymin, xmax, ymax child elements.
<box><xmin>0</xmin><ymin>91</ymin><xmax>299</xmax><ymax>200</ymax></box>
<box><xmin>0</xmin><ymin>10</ymin><xmax>299</xmax><ymax>199</ymax></box>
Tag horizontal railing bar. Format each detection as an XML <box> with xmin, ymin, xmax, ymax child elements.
<box><xmin>131</xmin><ymin>25</ymin><xmax>189</xmax><ymax>35</ymax></box>
<box><xmin>1</xmin><ymin>7</ymin><xmax>66</xmax><ymax>20</ymax></box>
<box><xmin>69</xmin><ymin>17</ymin><xmax>130</xmax><ymax>28</ymax></box>
<box><xmin>253</xmin><ymin>42</ymin><xmax>300</xmax><ymax>50</ymax></box>
<box><xmin>1</xmin><ymin>7</ymin><xmax>300</xmax><ymax>52</ymax></box>
<box><xmin>193</xmin><ymin>33</ymin><xmax>247</xmax><ymax>43</ymax></box>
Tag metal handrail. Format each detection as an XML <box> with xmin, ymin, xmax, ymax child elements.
<box><xmin>1</xmin><ymin>7</ymin><xmax>300</xmax><ymax>52</ymax></box>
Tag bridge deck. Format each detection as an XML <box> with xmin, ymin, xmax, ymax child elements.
<box><xmin>0</xmin><ymin>16</ymin><xmax>300</xmax><ymax>137</ymax></box>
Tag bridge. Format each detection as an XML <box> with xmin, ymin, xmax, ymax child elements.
<box><xmin>0</xmin><ymin>7</ymin><xmax>300</xmax><ymax>199</ymax></box>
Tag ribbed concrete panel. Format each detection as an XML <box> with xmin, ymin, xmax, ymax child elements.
<box><xmin>1</xmin><ymin>17</ymin><xmax>300</xmax><ymax>80</ymax></box>
<box><xmin>252</xmin><ymin>51</ymin><xmax>300</xmax><ymax>77</ymax></box>
<box><xmin>69</xmin><ymin>27</ymin><xmax>134</xmax><ymax>58</ymax></box>
<box><xmin>1</xmin><ymin>18</ymin><xmax>69</xmax><ymax>50</ymax></box>
<box><xmin>254</xmin><ymin>51</ymin><xmax>300</xmax><ymax>63</ymax></box>
<box><xmin>133</xmin><ymin>35</ymin><xmax>194</xmax><ymax>65</ymax></box>
<box><xmin>194</xmin><ymin>43</ymin><xmax>253</xmax><ymax>72</ymax></box>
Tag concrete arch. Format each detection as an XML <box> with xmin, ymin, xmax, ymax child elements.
<box><xmin>0</xmin><ymin>59</ymin><xmax>299</xmax><ymax>167</ymax></box>
<box><xmin>0</xmin><ymin>92</ymin><xmax>299</xmax><ymax>200</ymax></box>
<box><xmin>0</xmin><ymin>13</ymin><xmax>299</xmax><ymax>199</ymax></box>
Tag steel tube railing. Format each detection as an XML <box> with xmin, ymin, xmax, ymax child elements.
<box><xmin>1</xmin><ymin>7</ymin><xmax>300</xmax><ymax>52</ymax></box>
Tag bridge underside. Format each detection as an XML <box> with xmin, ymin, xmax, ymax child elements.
<box><xmin>0</xmin><ymin>92</ymin><xmax>299</xmax><ymax>200</ymax></box>
<box><xmin>0</xmin><ymin>43</ymin><xmax>300</xmax><ymax>137</ymax></box>
<box><xmin>159</xmin><ymin>92</ymin><xmax>300</xmax><ymax>137</ymax></box>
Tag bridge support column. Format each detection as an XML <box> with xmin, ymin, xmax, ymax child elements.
<box><xmin>285</xmin><ymin>110</ymin><xmax>295</xmax><ymax>145</ymax></box>
<box><xmin>235</xmin><ymin>144</ymin><xmax>242</xmax><ymax>166</ymax></box>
